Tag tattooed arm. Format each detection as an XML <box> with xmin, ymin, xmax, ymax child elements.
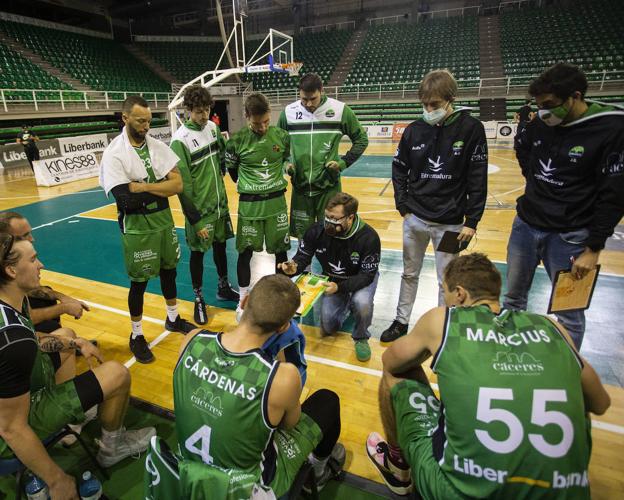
<box><xmin>28</xmin><ymin>286</ymin><xmax>58</xmax><ymax>301</ymax></box>
<box><xmin>36</xmin><ymin>333</ymin><xmax>103</xmax><ymax>366</ymax></box>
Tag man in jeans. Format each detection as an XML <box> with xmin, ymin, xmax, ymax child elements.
<box><xmin>381</xmin><ymin>69</ymin><xmax>488</xmax><ymax>343</ymax></box>
<box><xmin>504</xmin><ymin>63</ymin><xmax>624</xmax><ymax>349</ymax></box>
<box><xmin>279</xmin><ymin>192</ymin><xmax>381</xmax><ymax>362</ymax></box>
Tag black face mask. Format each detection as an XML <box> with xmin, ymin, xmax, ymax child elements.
<box><xmin>324</xmin><ymin>216</ymin><xmax>348</xmax><ymax>237</ymax></box>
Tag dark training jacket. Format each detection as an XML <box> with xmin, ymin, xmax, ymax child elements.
<box><xmin>514</xmin><ymin>103</ymin><xmax>624</xmax><ymax>250</ymax></box>
<box><xmin>392</xmin><ymin>109</ymin><xmax>488</xmax><ymax>229</ymax></box>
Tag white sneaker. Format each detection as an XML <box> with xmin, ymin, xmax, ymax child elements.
<box><xmin>96</xmin><ymin>426</ymin><xmax>156</xmax><ymax>468</ymax></box>
<box><xmin>61</xmin><ymin>405</ymin><xmax>98</xmax><ymax>447</ymax></box>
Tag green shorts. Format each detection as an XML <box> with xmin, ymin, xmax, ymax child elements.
<box><xmin>269</xmin><ymin>412</ymin><xmax>323</xmax><ymax>497</ymax></box>
<box><xmin>0</xmin><ymin>378</ymin><xmax>85</xmax><ymax>458</ymax></box>
<box><xmin>185</xmin><ymin>213</ymin><xmax>234</xmax><ymax>252</ymax></box>
<box><xmin>290</xmin><ymin>184</ymin><xmax>341</xmax><ymax>239</ymax></box>
<box><xmin>391</xmin><ymin>380</ymin><xmax>466</xmax><ymax>500</ymax></box>
<box><xmin>122</xmin><ymin>226</ymin><xmax>181</xmax><ymax>282</ymax></box>
<box><xmin>236</xmin><ymin>196</ymin><xmax>290</xmax><ymax>254</ymax></box>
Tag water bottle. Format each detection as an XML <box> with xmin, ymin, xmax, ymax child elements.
<box><xmin>78</xmin><ymin>471</ymin><xmax>102</xmax><ymax>500</ymax></box>
<box><xmin>24</xmin><ymin>473</ymin><xmax>49</xmax><ymax>500</ymax></box>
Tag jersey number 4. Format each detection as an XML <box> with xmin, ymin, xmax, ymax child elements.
<box><xmin>475</xmin><ymin>388</ymin><xmax>574</xmax><ymax>458</ymax></box>
<box><xmin>185</xmin><ymin>425</ymin><xmax>214</xmax><ymax>464</ymax></box>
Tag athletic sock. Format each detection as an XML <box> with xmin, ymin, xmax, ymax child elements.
<box><xmin>218</xmin><ymin>276</ymin><xmax>228</xmax><ymax>288</ymax></box>
<box><xmin>100</xmin><ymin>427</ymin><xmax>123</xmax><ymax>448</ymax></box>
<box><xmin>238</xmin><ymin>286</ymin><xmax>249</xmax><ymax>308</ymax></box>
<box><xmin>388</xmin><ymin>443</ymin><xmax>409</xmax><ymax>470</ymax></box>
<box><xmin>166</xmin><ymin>304</ymin><xmax>179</xmax><ymax>322</ymax></box>
<box><xmin>193</xmin><ymin>287</ymin><xmax>203</xmax><ymax>300</ymax></box>
<box><xmin>131</xmin><ymin>320</ymin><xmax>143</xmax><ymax>340</ymax></box>
<box><xmin>308</xmin><ymin>453</ymin><xmax>330</xmax><ymax>479</ymax></box>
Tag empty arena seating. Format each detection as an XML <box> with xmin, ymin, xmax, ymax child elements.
<box><xmin>242</xmin><ymin>29</ymin><xmax>352</xmax><ymax>90</ymax></box>
<box><xmin>0</xmin><ymin>42</ymin><xmax>79</xmax><ymax>102</ymax></box>
<box><xmin>343</xmin><ymin>17</ymin><xmax>480</xmax><ymax>91</ymax></box>
<box><xmin>137</xmin><ymin>41</ymin><xmax>224</xmax><ymax>83</ymax></box>
<box><xmin>500</xmin><ymin>0</ymin><xmax>624</xmax><ymax>83</ymax></box>
<box><xmin>0</xmin><ymin>20</ymin><xmax>169</xmax><ymax>92</ymax></box>
<box><xmin>351</xmin><ymin>99</ymin><xmax>480</xmax><ymax>124</ymax></box>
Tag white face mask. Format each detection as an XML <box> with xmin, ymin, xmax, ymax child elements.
<box><xmin>422</xmin><ymin>103</ymin><xmax>449</xmax><ymax>125</ymax></box>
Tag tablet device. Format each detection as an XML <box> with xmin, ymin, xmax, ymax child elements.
<box><xmin>436</xmin><ymin>231</ymin><xmax>469</xmax><ymax>254</ymax></box>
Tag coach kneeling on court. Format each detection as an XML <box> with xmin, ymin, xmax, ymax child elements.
<box><xmin>279</xmin><ymin>192</ymin><xmax>380</xmax><ymax>362</ymax></box>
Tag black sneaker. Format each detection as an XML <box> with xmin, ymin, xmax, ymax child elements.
<box><xmin>380</xmin><ymin>320</ymin><xmax>408</xmax><ymax>343</ymax></box>
<box><xmin>129</xmin><ymin>335</ymin><xmax>154</xmax><ymax>364</ymax></box>
<box><xmin>165</xmin><ymin>315</ymin><xmax>196</xmax><ymax>334</ymax></box>
<box><xmin>194</xmin><ymin>297</ymin><xmax>208</xmax><ymax>325</ymax></box>
<box><xmin>216</xmin><ymin>282</ymin><xmax>240</xmax><ymax>302</ymax></box>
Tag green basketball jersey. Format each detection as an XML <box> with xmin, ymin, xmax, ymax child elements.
<box><xmin>173</xmin><ymin>331</ymin><xmax>279</xmax><ymax>492</ymax></box>
<box><xmin>431</xmin><ymin>306</ymin><xmax>590</xmax><ymax>499</ymax></box>
<box><xmin>225</xmin><ymin>126</ymin><xmax>290</xmax><ymax>195</ymax></box>
<box><xmin>121</xmin><ymin>143</ymin><xmax>174</xmax><ymax>234</ymax></box>
<box><xmin>170</xmin><ymin>120</ymin><xmax>229</xmax><ymax>229</ymax></box>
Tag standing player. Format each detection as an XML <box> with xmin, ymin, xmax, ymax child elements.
<box><xmin>381</xmin><ymin>69</ymin><xmax>488</xmax><ymax>343</ymax></box>
<box><xmin>170</xmin><ymin>85</ymin><xmax>239</xmax><ymax>326</ymax></box>
<box><xmin>225</xmin><ymin>93</ymin><xmax>291</xmax><ymax>315</ymax></box>
<box><xmin>100</xmin><ymin>95</ymin><xmax>194</xmax><ymax>364</ymax></box>
<box><xmin>505</xmin><ymin>63</ymin><xmax>624</xmax><ymax>349</ymax></box>
<box><xmin>278</xmin><ymin>73</ymin><xmax>368</xmax><ymax>238</ymax></box>
<box><xmin>367</xmin><ymin>253</ymin><xmax>610</xmax><ymax>498</ymax></box>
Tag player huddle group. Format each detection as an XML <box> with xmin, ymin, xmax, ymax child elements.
<box><xmin>0</xmin><ymin>63</ymin><xmax>621</xmax><ymax>499</ymax></box>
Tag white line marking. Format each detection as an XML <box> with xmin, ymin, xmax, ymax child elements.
<box><xmin>0</xmin><ymin>189</ymin><xmax>104</xmax><ymax>201</ymax></box>
<box><xmin>489</xmin><ymin>154</ymin><xmax>520</xmax><ymax>164</ymax></box>
<box><xmin>592</xmin><ymin>420</ymin><xmax>624</xmax><ymax>435</ymax></box>
<box><xmin>77</xmin><ymin>298</ymin><xmax>624</xmax><ymax>436</ymax></box>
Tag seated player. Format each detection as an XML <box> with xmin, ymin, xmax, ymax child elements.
<box><xmin>0</xmin><ymin>234</ymin><xmax>156</xmax><ymax>500</ymax></box>
<box><xmin>278</xmin><ymin>192</ymin><xmax>381</xmax><ymax>362</ymax></box>
<box><xmin>173</xmin><ymin>274</ymin><xmax>344</xmax><ymax>497</ymax></box>
<box><xmin>367</xmin><ymin>253</ymin><xmax>610</xmax><ymax>498</ymax></box>
<box><xmin>238</xmin><ymin>283</ymin><xmax>308</xmax><ymax>385</ymax></box>
<box><xmin>0</xmin><ymin>212</ymin><xmax>90</xmax><ymax>332</ymax></box>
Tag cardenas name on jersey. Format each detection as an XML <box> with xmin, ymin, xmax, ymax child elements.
<box><xmin>182</xmin><ymin>353</ymin><xmax>257</xmax><ymax>401</ymax></box>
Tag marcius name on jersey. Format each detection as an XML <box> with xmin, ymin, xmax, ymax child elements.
<box><xmin>183</xmin><ymin>354</ymin><xmax>258</xmax><ymax>401</ymax></box>
<box><xmin>465</xmin><ymin>327</ymin><xmax>551</xmax><ymax>346</ymax></box>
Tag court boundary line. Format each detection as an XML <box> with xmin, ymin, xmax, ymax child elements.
<box><xmin>78</xmin><ymin>298</ymin><xmax>624</xmax><ymax>437</ymax></box>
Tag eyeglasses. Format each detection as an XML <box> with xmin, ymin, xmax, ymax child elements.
<box><xmin>324</xmin><ymin>215</ymin><xmax>348</xmax><ymax>225</ymax></box>
<box><xmin>1</xmin><ymin>234</ymin><xmax>14</xmax><ymax>261</ymax></box>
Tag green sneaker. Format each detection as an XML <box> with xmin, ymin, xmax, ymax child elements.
<box><xmin>355</xmin><ymin>339</ymin><xmax>371</xmax><ymax>362</ymax></box>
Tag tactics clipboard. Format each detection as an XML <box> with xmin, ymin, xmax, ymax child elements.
<box><xmin>547</xmin><ymin>265</ymin><xmax>600</xmax><ymax>314</ymax></box>
<box><xmin>294</xmin><ymin>273</ymin><xmax>329</xmax><ymax>316</ymax></box>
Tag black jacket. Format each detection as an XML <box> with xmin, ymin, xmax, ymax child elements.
<box><xmin>392</xmin><ymin>110</ymin><xmax>488</xmax><ymax>229</ymax></box>
<box><xmin>514</xmin><ymin>104</ymin><xmax>624</xmax><ymax>250</ymax></box>
<box><xmin>292</xmin><ymin>218</ymin><xmax>380</xmax><ymax>294</ymax></box>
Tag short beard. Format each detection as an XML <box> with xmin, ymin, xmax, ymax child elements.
<box><xmin>128</xmin><ymin>126</ymin><xmax>146</xmax><ymax>144</ymax></box>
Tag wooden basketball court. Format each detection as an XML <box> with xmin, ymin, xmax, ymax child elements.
<box><xmin>1</xmin><ymin>139</ymin><xmax>622</xmax><ymax>497</ymax></box>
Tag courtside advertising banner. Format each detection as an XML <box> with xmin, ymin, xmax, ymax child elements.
<box><xmin>147</xmin><ymin>126</ymin><xmax>172</xmax><ymax>144</ymax></box>
<box><xmin>496</xmin><ymin>122</ymin><xmax>517</xmax><ymax>141</ymax></box>
<box><xmin>33</xmin><ymin>133</ymin><xmax>108</xmax><ymax>186</ymax></box>
<box><xmin>483</xmin><ymin>120</ymin><xmax>498</xmax><ymax>139</ymax></box>
<box><xmin>392</xmin><ymin>123</ymin><xmax>410</xmax><ymax>142</ymax></box>
<box><xmin>0</xmin><ymin>139</ymin><xmax>60</xmax><ymax>170</ymax></box>
<box><xmin>363</xmin><ymin>125</ymin><xmax>393</xmax><ymax>139</ymax></box>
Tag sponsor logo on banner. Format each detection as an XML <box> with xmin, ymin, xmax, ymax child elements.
<box><xmin>392</xmin><ymin>123</ymin><xmax>410</xmax><ymax>142</ymax></box>
<box><xmin>496</xmin><ymin>122</ymin><xmax>517</xmax><ymax>141</ymax></box>
<box><xmin>32</xmin><ymin>134</ymin><xmax>109</xmax><ymax>186</ymax></box>
<box><xmin>58</xmin><ymin>134</ymin><xmax>108</xmax><ymax>154</ymax></box>
<box><xmin>364</xmin><ymin>125</ymin><xmax>393</xmax><ymax>139</ymax></box>
<box><xmin>483</xmin><ymin>121</ymin><xmax>498</xmax><ymax>139</ymax></box>
<box><xmin>0</xmin><ymin>139</ymin><xmax>60</xmax><ymax>170</ymax></box>
<box><xmin>147</xmin><ymin>127</ymin><xmax>172</xmax><ymax>144</ymax></box>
